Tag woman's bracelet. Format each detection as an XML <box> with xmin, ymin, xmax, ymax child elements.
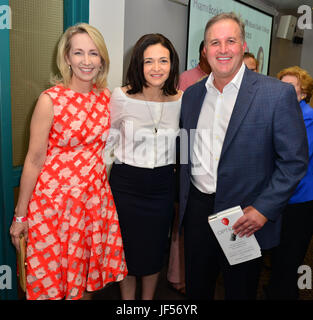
<box><xmin>13</xmin><ymin>216</ymin><xmax>27</xmax><ymax>223</ymax></box>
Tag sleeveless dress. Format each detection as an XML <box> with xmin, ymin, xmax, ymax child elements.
<box><xmin>25</xmin><ymin>85</ymin><xmax>127</xmax><ymax>300</ymax></box>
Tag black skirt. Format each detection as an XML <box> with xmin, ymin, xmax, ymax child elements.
<box><xmin>109</xmin><ymin>163</ymin><xmax>175</xmax><ymax>276</ymax></box>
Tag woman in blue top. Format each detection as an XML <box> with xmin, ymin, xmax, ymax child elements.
<box><xmin>268</xmin><ymin>66</ymin><xmax>313</xmax><ymax>299</ymax></box>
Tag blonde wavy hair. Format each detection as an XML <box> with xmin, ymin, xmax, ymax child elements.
<box><xmin>53</xmin><ymin>23</ymin><xmax>110</xmax><ymax>90</ymax></box>
<box><xmin>277</xmin><ymin>66</ymin><xmax>313</xmax><ymax>103</ymax></box>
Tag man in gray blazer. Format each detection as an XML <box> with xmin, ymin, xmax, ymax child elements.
<box><xmin>179</xmin><ymin>12</ymin><xmax>308</xmax><ymax>299</ymax></box>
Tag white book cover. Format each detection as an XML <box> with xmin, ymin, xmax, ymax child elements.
<box><xmin>208</xmin><ymin>206</ymin><xmax>262</xmax><ymax>265</ymax></box>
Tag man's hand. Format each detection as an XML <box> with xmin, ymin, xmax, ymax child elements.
<box><xmin>232</xmin><ymin>206</ymin><xmax>268</xmax><ymax>237</ymax></box>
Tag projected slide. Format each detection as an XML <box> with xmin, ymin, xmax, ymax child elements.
<box><xmin>187</xmin><ymin>0</ymin><xmax>273</xmax><ymax>75</ymax></box>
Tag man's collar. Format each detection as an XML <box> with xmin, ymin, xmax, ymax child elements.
<box><xmin>206</xmin><ymin>62</ymin><xmax>246</xmax><ymax>92</ymax></box>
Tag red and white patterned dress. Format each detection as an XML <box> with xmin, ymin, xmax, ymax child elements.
<box><xmin>25</xmin><ymin>85</ymin><xmax>127</xmax><ymax>300</ymax></box>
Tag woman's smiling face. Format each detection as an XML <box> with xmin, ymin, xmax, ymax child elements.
<box><xmin>143</xmin><ymin>43</ymin><xmax>171</xmax><ymax>89</ymax></box>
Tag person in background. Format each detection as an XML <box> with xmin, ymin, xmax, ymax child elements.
<box><xmin>267</xmin><ymin>66</ymin><xmax>313</xmax><ymax>300</ymax></box>
<box><xmin>106</xmin><ymin>33</ymin><xmax>182</xmax><ymax>300</ymax></box>
<box><xmin>243</xmin><ymin>52</ymin><xmax>258</xmax><ymax>72</ymax></box>
<box><xmin>167</xmin><ymin>40</ymin><xmax>211</xmax><ymax>295</ymax></box>
<box><xmin>9</xmin><ymin>23</ymin><xmax>127</xmax><ymax>300</ymax></box>
<box><xmin>178</xmin><ymin>40</ymin><xmax>211</xmax><ymax>91</ymax></box>
<box><xmin>179</xmin><ymin>12</ymin><xmax>308</xmax><ymax>300</ymax></box>
<box><xmin>256</xmin><ymin>46</ymin><xmax>264</xmax><ymax>74</ymax></box>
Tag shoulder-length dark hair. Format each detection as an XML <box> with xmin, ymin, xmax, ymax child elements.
<box><xmin>125</xmin><ymin>33</ymin><xmax>179</xmax><ymax>96</ymax></box>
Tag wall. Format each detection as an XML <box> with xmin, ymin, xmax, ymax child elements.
<box><xmin>300</xmin><ymin>27</ymin><xmax>313</xmax><ymax>77</ymax></box>
<box><xmin>122</xmin><ymin>0</ymin><xmax>308</xmax><ymax>79</ymax></box>
<box><xmin>89</xmin><ymin>0</ymin><xmax>188</xmax><ymax>88</ymax></box>
<box><xmin>89</xmin><ymin>0</ymin><xmax>312</xmax><ymax>87</ymax></box>
<box><xmin>301</xmin><ymin>27</ymin><xmax>313</xmax><ymax>107</ymax></box>
<box><xmin>240</xmin><ymin>2</ymin><xmax>302</xmax><ymax>77</ymax></box>
<box><xmin>123</xmin><ymin>0</ymin><xmax>188</xmax><ymax>81</ymax></box>
<box><xmin>89</xmin><ymin>0</ymin><xmax>125</xmax><ymax>90</ymax></box>
<box><xmin>268</xmin><ymin>14</ymin><xmax>303</xmax><ymax>78</ymax></box>
<box><xmin>269</xmin><ymin>39</ymin><xmax>303</xmax><ymax>77</ymax></box>
<box><xmin>240</xmin><ymin>0</ymin><xmax>278</xmax><ymax>16</ymax></box>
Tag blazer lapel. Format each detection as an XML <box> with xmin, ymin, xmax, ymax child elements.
<box><xmin>183</xmin><ymin>79</ymin><xmax>207</xmax><ymax>170</ymax></box>
<box><xmin>186</xmin><ymin>79</ymin><xmax>207</xmax><ymax>130</ymax></box>
<box><xmin>220</xmin><ymin>70</ymin><xmax>258</xmax><ymax>159</ymax></box>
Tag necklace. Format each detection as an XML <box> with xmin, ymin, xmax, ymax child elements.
<box><xmin>143</xmin><ymin>94</ymin><xmax>165</xmax><ymax>134</ymax></box>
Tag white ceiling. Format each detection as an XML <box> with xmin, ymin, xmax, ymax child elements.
<box><xmin>265</xmin><ymin>0</ymin><xmax>313</xmax><ymax>11</ymax></box>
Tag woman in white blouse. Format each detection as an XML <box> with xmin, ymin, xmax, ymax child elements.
<box><xmin>105</xmin><ymin>33</ymin><xmax>182</xmax><ymax>300</ymax></box>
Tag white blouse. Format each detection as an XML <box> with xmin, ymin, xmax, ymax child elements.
<box><xmin>104</xmin><ymin>87</ymin><xmax>182</xmax><ymax>169</ymax></box>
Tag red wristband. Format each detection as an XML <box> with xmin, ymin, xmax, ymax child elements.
<box><xmin>13</xmin><ymin>216</ymin><xmax>27</xmax><ymax>223</ymax></box>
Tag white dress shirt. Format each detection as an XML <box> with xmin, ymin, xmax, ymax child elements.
<box><xmin>105</xmin><ymin>87</ymin><xmax>181</xmax><ymax>168</ymax></box>
<box><xmin>191</xmin><ymin>63</ymin><xmax>246</xmax><ymax>194</ymax></box>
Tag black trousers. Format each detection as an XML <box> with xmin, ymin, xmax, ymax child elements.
<box><xmin>183</xmin><ymin>183</ymin><xmax>263</xmax><ymax>300</ymax></box>
<box><xmin>267</xmin><ymin>200</ymin><xmax>313</xmax><ymax>300</ymax></box>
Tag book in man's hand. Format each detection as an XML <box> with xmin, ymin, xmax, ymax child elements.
<box><xmin>208</xmin><ymin>206</ymin><xmax>262</xmax><ymax>265</ymax></box>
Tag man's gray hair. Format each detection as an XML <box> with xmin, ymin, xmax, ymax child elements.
<box><xmin>204</xmin><ymin>12</ymin><xmax>246</xmax><ymax>44</ymax></box>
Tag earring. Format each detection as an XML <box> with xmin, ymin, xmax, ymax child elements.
<box><xmin>68</xmin><ymin>65</ymin><xmax>71</xmax><ymax>70</ymax></box>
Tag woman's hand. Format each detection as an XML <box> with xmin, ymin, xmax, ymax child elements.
<box><xmin>10</xmin><ymin>219</ymin><xmax>28</xmax><ymax>252</ymax></box>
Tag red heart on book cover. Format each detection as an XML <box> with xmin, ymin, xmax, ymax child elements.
<box><xmin>221</xmin><ymin>218</ymin><xmax>229</xmax><ymax>226</ymax></box>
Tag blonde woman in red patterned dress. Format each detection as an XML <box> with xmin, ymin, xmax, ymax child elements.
<box><xmin>9</xmin><ymin>23</ymin><xmax>127</xmax><ymax>300</ymax></box>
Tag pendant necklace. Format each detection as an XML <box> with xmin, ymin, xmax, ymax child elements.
<box><xmin>143</xmin><ymin>93</ymin><xmax>165</xmax><ymax>134</ymax></box>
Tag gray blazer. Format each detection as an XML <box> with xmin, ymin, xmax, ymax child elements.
<box><xmin>179</xmin><ymin>68</ymin><xmax>308</xmax><ymax>249</ymax></box>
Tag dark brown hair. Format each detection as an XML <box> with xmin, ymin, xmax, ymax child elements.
<box><xmin>125</xmin><ymin>33</ymin><xmax>179</xmax><ymax>96</ymax></box>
